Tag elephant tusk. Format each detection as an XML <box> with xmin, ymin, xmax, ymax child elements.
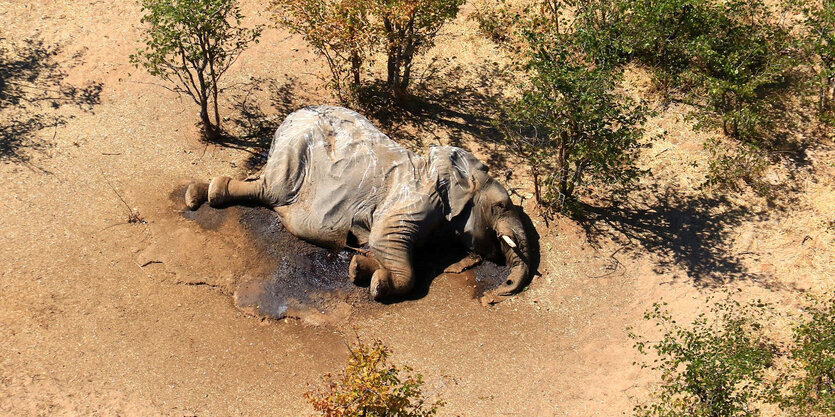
<box><xmin>501</xmin><ymin>235</ymin><xmax>517</xmax><ymax>248</ymax></box>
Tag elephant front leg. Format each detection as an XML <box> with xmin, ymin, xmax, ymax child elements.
<box><xmin>365</xmin><ymin>194</ymin><xmax>441</xmax><ymax>301</ymax></box>
<box><xmin>367</xmin><ymin>225</ymin><xmax>418</xmax><ymax>301</ymax></box>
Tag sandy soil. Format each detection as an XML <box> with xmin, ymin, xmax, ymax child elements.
<box><xmin>1</xmin><ymin>1</ymin><xmax>833</xmax><ymax>416</ymax></box>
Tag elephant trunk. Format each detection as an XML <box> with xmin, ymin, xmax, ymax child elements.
<box><xmin>481</xmin><ymin>215</ymin><xmax>531</xmax><ymax>305</ymax></box>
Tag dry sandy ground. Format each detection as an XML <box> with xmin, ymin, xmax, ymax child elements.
<box><xmin>1</xmin><ymin>1</ymin><xmax>833</xmax><ymax>416</ymax></box>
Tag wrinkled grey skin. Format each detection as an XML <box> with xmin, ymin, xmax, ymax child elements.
<box><xmin>186</xmin><ymin>106</ymin><xmax>532</xmax><ymax>304</ymax></box>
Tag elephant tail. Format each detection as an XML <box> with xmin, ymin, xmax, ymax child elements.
<box><xmin>185</xmin><ymin>176</ymin><xmax>268</xmax><ymax>210</ymax></box>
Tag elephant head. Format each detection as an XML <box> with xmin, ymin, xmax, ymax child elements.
<box><xmin>431</xmin><ymin>147</ymin><xmax>534</xmax><ymax>304</ymax></box>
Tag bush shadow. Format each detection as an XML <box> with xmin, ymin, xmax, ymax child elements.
<box><xmin>217</xmin><ymin>76</ymin><xmax>300</xmax><ymax>171</ymax></box>
<box><xmin>355</xmin><ymin>63</ymin><xmax>510</xmax><ymax>168</ymax></box>
<box><xmin>0</xmin><ymin>37</ymin><xmax>102</xmax><ymax>165</ymax></box>
<box><xmin>575</xmin><ymin>184</ymin><xmax>779</xmax><ymax>288</ymax></box>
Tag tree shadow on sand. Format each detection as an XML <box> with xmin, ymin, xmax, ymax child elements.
<box><xmin>355</xmin><ymin>63</ymin><xmax>510</xmax><ymax>166</ymax></box>
<box><xmin>216</xmin><ymin>62</ymin><xmax>512</xmax><ymax>173</ymax></box>
<box><xmin>575</xmin><ymin>184</ymin><xmax>779</xmax><ymax>288</ymax></box>
<box><xmin>0</xmin><ymin>37</ymin><xmax>102</xmax><ymax>165</ymax></box>
<box><xmin>219</xmin><ymin>76</ymin><xmax>300</xmax><ymax>171</ymax></box>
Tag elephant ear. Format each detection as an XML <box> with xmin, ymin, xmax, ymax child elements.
<box><xmin>430</xmin><ymin>146</ymin><xmax>489</xmax><ymax>220</ymax></box>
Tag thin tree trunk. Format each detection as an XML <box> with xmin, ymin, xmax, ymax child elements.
<box><xmin>212</xmin><ymin>83</ymin><xmax>220</xmax><ymax>132</ymax></box>
<box><xmin>388</xmin><ymin>46</ymin><xmax>400</xmax><ymax>96</ymax></box>
<box><xmin>200</xmin><ymin>96</ymin><xmax>213</xmax><ymax>139</ymax></box>
<box><xmin>400</xmin><ymin>52</ymin><xmax>413</xmax><ymax>95</ymax></box>
<box><xmin>351</xmin><ymin>49</ymin><xmax>361</xmax><ymax>87</ymax></box>
<box><xmin>532</xmin><ymin>169</ymin><xmax>542</xmax><ymax>206</ymax></box>
<box><xmin>384</xmin><ymin>17</ymin><xmax>399</xmax><ymax>93</ymax></box>
<box><xmin>396</xmin><ymin>16</ymin><xmax>418</xmax><ymax>100</ymax></box>
<box><xmin>196</xmin><ymin>70</ymin><xmax>215</xmax><ymax>139</ymax></box>
<box><xmin>557</xmin><ymin>133</ymin><xmax>569</xmax><ymax>207</ymax></box>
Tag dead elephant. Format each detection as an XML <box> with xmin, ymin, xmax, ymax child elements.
<box><xmin>186</xmin><ymin>106</ymin><xmax>534</xmax><ymax>304</ymax></box>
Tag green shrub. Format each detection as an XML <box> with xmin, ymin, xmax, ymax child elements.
<box><xmin>619</xmin><ymin>0</ymin><xmax>799</xmax><ymax>143</ymax></box>
<box><xmin>470</xmin><ymin>0</ymin><xmax>628</xmax><ymax>66</ymax></box>
<box><xmin>629</xmin><ymin>297</ymin><xmax>775</xmax><ymax>417</ymax></box>
<box><xmin>475</xmin><ymin>0</ymin><xmax>805</xmax><ymax>199</ymax></box>
<box><xmin>773</xmin><ymin>296</ymin><xmax>835</xmax><ymax>417</ymax></box>
<box><xmin>497</xmin><ymin>2</ymin><xmax>647</xmax><ymax>214</ymax></box>
<box><xmin>469</xmin><ymin>0</ymin><xmax>517</xmax><ymax>44</ymax></box>
<box><xmin>789</xmin><ymin>0</ymin><xmax>835</xmax><ymax>128</ymax></box>
<box><xmin>305</xmin><ymin>339</ymin><xmax>443</xmax><ymax>417</ymax></box>
<box><xmin>703</xmin><ymin>138</ymin><xmax>771</xmax><ymax>197</ymax></box>
<box><xmin>131</xmin><ymin>0</ymin><xmax>261</xmax><ymax>140</ymax></box>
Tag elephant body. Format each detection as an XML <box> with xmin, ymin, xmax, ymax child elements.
<box><xmin>186</xmin><ymin>106</ymin><xmax>532</xmax><ymax>303</ymax></box>
<box><xmin>260</xmin><ymin>106</ymin><xmax>439</xmax><ymax>250</ymax></box>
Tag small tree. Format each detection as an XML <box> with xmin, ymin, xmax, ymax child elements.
<box><xmin>773</xmin><ymin>296</ymin><xmax>835</xmax><ymax>417</ymax></box>
<box><xmin>273</xmin><ymin>0</ymin><xmax>372</xmax><ymax>101</ymax></box>
<box><xmin>630</xmin><ymin>297</ymin><xmax>775</xmax><ymax>417</ymax></box>
<box><xmin>791</xmin><ymin>0</ymin><xmax>835</xmax><ymax>128</ymax></box>
<box><xmin>499</xmin><ymin>3</ymin><xmax>647</xmax><ymax>215</ymax></box>
<box><xmin>305</xmin><ymin>339</ymin><xmax>443</xmax><ymax>417</ymax></box>
<box><xmin>616</xmin><ymin>0</ymin><xmax>798</xmax><ymax>143</ymax></box>
<box><xmin>372</xmin><ymin>0</ymin><xmax>464</xmax><ymax>100</ymax></box>
<box><xmin>681</xmin><ymin>0</ymin><xmax>797</xmax><ymax>143</ymax></box>
<box><xmin>131</xmin><ymin>0</ymin><xmax>261</xmax><ymax>139</ymax></box>
<box><xmin>273</xmin><ymin>0</ymin><xmax>464</xmax><ymax>101</ymax></box>
<box><xmin>703</xmin><ymin>138</ymin><xmax>771</xmax><ymax>197</ymax></box>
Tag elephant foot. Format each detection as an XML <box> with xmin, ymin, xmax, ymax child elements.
<box><xmin>185</xmin><ymin>182</ymin><xmax>209</xmax><ymax>210</ymax></box>
<box><xmin>369</xmin><ymin>269</ymin><xmax>391</xmax><ymax>301</ymax></box>
<box><xmin>207</xmin><ymin>176</ymin><xmax>231</xmax><ymax>207</ymax></box>
<box><xmin>349</xmin><ymin>254</ymin><xmax>381</xmax><ymax>285</ymax></box>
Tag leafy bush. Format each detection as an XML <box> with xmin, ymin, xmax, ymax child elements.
<box><xmin>305</xmin><ymin>339</ymin><xmax>443</xmax><ymax>417</ymax></box>
<box><xmin>469</xmin><ymin>0</ymin><xmax>517</xmax><ymax>44</ymax></box>
<box><xmin>683</xmin><ymin>2</ymin><xmax>796</xmax><ymax>143</ymax></box>
<box><xmin>789</xmin><ymin>0</ymin><xmax>835</xmax><ymax>128</ymax></box>
<box><xmin>632</xmin><ymin>295</ymin><xmax>835</xmax><ymax>417</ymax></box>
<box><xmin>272</xmin><ymin>0</ymin><xmax>372</xmax><ymax>100</ymax></box>
<box><xmin>773</xmin><ymin>296</ymin><xmax>835</xmax><ymax>417</ymax></box>
<box><xmin>620</xmin><ymin>0</ymin><xmax>798</xmax><ymax>143</ymax></box>
<box><xmin>273</xmin><ymin>0</ymin><xmax>464</xmax><ymax>101</ymax></box>
<box><xmin>476</xmin><ymin>0</ymin><xmax>804</xmax><ymax>199</ymax></box>
<box><xmin>497</xmin><ymin>3</ymin><xmax>647</xmax><ymax>214</ymax></box>
<box><xmin>629</xmin><ymin>297</ymin><xmax>775</xmax><ymax>417</ymax></box>
<box><xmin>615</xmin><ymin>0</ymin><xmax>799</xmax><ymax>191</ymax></box>
<box><xmin>131</xmin><ymin>0</ymin><xmax>261</xmax><ymax>139</ymax></box>
<box><xmin>703</xmin><ymin>138</ymin><xmax>771</xmax><ymax>197</ymax></box>
<box><xmin>372</xmin><ymin>0</ymin><xmax>464</xmax><ymax>100</ymax></box>
<box><xmin>470</xmin><ymin>0</ymin><xmax>627</xmax><ymax>65</ymax></box>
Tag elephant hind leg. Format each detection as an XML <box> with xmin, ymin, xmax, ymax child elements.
<box><xmin>208</xmin><ymin>176</ymin><xmax>267</xmax><ymax>207</ymax></box>
<box><xmin>184</xmin><ymin>175</ymin><xmax>267</xmax><ymax>210</ymax></box>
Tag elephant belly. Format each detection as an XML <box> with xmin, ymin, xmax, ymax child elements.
<box><xmin>267</xmin><ymin>175</ymin><xmax>378</xmax><ymax>250</ymax></box>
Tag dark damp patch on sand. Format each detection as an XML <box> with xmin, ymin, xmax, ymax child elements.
<box><xmin>175</xmin><ymin>188</ymin><xmax>514</xmax><ymax>323</ymax></box>
<box><xmin>170</xmin><ymin>183</ymin><xmax>230</xmax><ymax>230</ymax></box>
<box><xmin>234</xmin><ymin>207</ymin><xmax>372</xmax><ymax>321</ymax></box>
